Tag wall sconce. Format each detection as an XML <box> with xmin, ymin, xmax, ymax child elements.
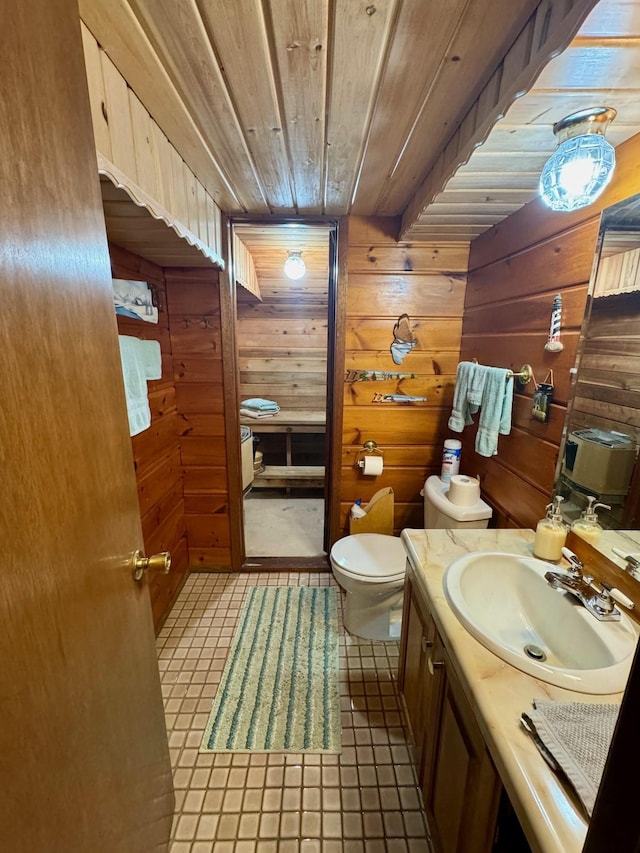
<box><xmin>284</xmin><ymin>250</ymin><xmax>306</xmax><ymax>280</ymax></box>
<box><xmin>539</xmin><ymin>107</ymin><xmax>617</xmax><ymax>212</ymax></box>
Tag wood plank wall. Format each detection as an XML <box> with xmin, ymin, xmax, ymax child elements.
<box><xmin>463</xmin><ymin>131</ymin><xmax>640</xmax><ymax>529</ymax></box>
<box><xmin>340</xmin><ymin>217</ymin><xmax>469</xmax><ymax>534</ymax></box>
<box><xmin>111</xmin><ymin>244</ymin><xmax>189</xmax><ymax>628</ymax></box>
<box><xmin>236</xmin><ymin>274</ymin><xmax>329</xmax><ymax>413</ymax></box>
<box><xmin>166</xmin><ymin>269</ymin><xmax>231</xmax><ymax>568</ymax></box>
<box><xmin>81</xmin><ymin>22</ymin><xmax>223</xmax><ymax>265</ymax></box>
<box><xmin>571</xmin><ymin>290</ymin><xmax>640</xmax><ymax>529</ymax></box>
<box><xmin>233</xmin><ymin>234</ymin><xmax>261</xmax><ymax>298</ymax></box>
<box><xmin>572</xmin><ymin>291</ymin><xmax>640</xmax><ymax>448</ymax></box>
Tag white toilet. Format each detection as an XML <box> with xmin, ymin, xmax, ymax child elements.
<box><xmin>330</xmin><ymin>533</ymin><xmax>407</xmax><ymax>641</ymax></box>
<box><xmin>423</xmin><ymin>474</ymin><xmax>493</xmax><ymax>529</ymax></box>
<box><xmin>330</xmin><ymin>475</ymin><xmax>492</xmax><ymax>641</ymax></box>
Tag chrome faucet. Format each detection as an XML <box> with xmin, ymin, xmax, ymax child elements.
<box><xmin>612</xmin><ymin>547</ymin><xmax>640</xmax><ymax>580</ymax></box>
<box><xmin>544</xmin><ymin>548</ymin><xmax>621</xmax><ymax>622</ymax></box>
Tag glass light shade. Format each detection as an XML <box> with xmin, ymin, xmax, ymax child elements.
<box><xmin>284</xmin><ymin>252</ymin><xmax>306</xmax><ymax>280</ymax></box>
<box><xmin>539</xmin><ymin>133</ymin><xmax>616</xmax><ymax>212</ymax></box>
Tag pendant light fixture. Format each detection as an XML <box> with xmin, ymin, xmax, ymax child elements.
<box><xmin>284</xmin><ymin>250</ymin><xmax>306</xmax><ymax>280</ymax></box>
<box><xmin>539</xmin><ymin>107</ymin><xmax>617</xmax><ymax>212</ymax></box>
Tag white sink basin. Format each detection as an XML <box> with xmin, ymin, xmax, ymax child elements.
<box><xmin>443</xmin><ymin>552</ymin><xmax>638</xmax><ymax>694</ymax></box>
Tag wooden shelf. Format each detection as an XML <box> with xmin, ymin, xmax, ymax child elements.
<box><xmin>251</xmin><ymin>465</ymin><xmax>325</xmax><ymax>489</ymax></box>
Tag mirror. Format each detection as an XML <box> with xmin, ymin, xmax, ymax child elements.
<box><xmin>555</xmin><ymin>192</ymin><xmax>640</xmax><ymax>533</ymax></box>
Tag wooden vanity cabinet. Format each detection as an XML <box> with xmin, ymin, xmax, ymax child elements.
<box><xmin>399</xmin><ymin>575</ymin><xmax>502</xmax><ymax>853</ymax></box>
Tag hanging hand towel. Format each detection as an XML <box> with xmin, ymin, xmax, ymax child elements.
<box><xmin>467</xmin><ymin>364</ymin><xmax>489</xmax><ymax>407</ymax></box>
<box><xmin>118</xmin><ymin>336</ymin><xmax>153</xmax><ymax>437</ymax></box>
<box><xmin>448</xmin><ymin>362</ymin><xmax>480</xmax><ymax>432</ymax></box>
<box><xmin>475</xmin><ymin>368</ymin><xmax>513</xmax><ymax>457</ymax></box>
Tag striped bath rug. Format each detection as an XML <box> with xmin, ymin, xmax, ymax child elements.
<box><xmin>200</xmin><ymin>586</ymin><xmax>341</xmax><ymax>753</ymax></box>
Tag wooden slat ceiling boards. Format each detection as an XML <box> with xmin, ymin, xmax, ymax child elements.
<box><xmin>79</xmin><ymin>0</ymin><xmax>640</xmax><ymax>242</ymax></box>
<box><xmin>234</xmin><ymin>223</ymin><xmax>331</xmax><ymax>294</ymax></box>
<box><xmin>100</xmin><ymin>177</ymin><xmax>218</xmax><ymax>267</ymax></box>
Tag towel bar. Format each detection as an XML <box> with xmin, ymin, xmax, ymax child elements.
<box><xmin>507</xmin><ymin>364</ymin><xmax>533</xmax><ymax>385</ymax></box>
<box><xmin>470</xmin><ymin>360</ymin><xmax>534</xmax><ymax>385</ymax></box>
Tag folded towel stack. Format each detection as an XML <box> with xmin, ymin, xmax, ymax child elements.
<box><xmin>240</xmin><ymin>398</ymin><xmax>280</xmax><ymax>419</ymax></box>
<box><xmin>521</xmin><ymin>699</ymin><xmax>619</xmax><ymax>816</ymax></box>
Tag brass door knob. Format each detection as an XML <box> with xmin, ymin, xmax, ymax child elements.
<box><xmin>132</xmin><ymin>549</ymin><xmax>171</xmax><ymax>581</ymax></box>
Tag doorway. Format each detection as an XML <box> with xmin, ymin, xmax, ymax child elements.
<box><xmin>231</xmin><ymin>221</ymin><xmax>338</xmax><ymax>567</ymax></box>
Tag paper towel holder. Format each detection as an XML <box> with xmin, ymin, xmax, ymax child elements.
<box><xmin>355</xmin><ymin>440</ymin><xmax>384</xmax><ymax>469</ymax></box>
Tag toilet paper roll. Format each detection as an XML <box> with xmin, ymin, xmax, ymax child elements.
<box><xmin>447</xmin><ymin>475</ymin><xmax>480</xmax><ymax>506</ymax></box>
<box><xmin>361</xmin><ymin>455</ymin><xmax>384</xmax><ymax>476</ymax></box>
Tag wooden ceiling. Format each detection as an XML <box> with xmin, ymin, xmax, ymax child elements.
<box><xmin>234</xmin><ymin>224</ymin><xmax>330</xmax><ymax>274</ymax></box>
<box><xmin>234</xmin><ymin>223</ymin><xmax>331</xmax><ymax>298</ymax></box>
<box><xmin>100</xmin><ymin>177</ymin><xmax>218</xmax><ymax>266</ymax></box>
<box><xmin>80</xmin><ymin>0</ymin><xmax>640</xmax><ymax>245</ymax></box>
<box><xmin>406</xmin><ymin>0</ymin><xmax>640</xmax><ymax>240</ymax></box>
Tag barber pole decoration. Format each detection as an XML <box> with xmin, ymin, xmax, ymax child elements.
<box><xmin>544</xmin><ymin>293</ymin><xmax>564</xmax><ymax>352</ymax></box>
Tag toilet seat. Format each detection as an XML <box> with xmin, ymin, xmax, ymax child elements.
<box><xmin>330</xmin><ymin>534</ymin><xmax>406</xmax><ymax>584</ymax></box>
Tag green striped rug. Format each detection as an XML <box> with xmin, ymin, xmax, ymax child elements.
<box><xmin>200</xmin><ymin>586</ymin><xmax>341</xmax><ymax>753</ymax></box>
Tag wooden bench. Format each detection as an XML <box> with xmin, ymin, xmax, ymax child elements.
<box><xmin>252</xmin><ymin>465</ymin><xmax>325</xmax><ymax>489</ymax></box>
<box><xmin>240</xmin><ymin>410</ymin><xmax>326</xmax><ymax>489</ymax></box>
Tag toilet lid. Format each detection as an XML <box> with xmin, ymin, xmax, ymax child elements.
<box><xmin>331</xmin><ymin>534</ymin><xmax>406</xmax><ymax>582</ymax></box>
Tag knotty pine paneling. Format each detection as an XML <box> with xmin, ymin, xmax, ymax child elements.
<box><xmin>465</xmin><ymin>221</ymin><xmax>600</xmax><ymax>308</ymax></box>
<box><xmin>463</xmin><ymin>130</ymin><xmax>640</xmax><ymax>529</ymax></box>
<box><xmin>137</xmin><ymin>449</ymin><xmax>183</xmax><ymax>517</ymax></box>
<box><xmin>166</xmin><ymin>268</ymin><xmax>231</xmax><ymax>569</ymax></box>
<box><xmin>111</xmin><ymin>243</ymin><xmax>188</xmax><ymax>630</ymax></box>
<box><xmin>182</xmin><ymin>467</ymin><xmax>229</xmax><ymax>494</ymax></box>
<box><xmin>345</xmin><ymin>350</ymin><xmax>461</xmax><ymax>377</ymax></box>
<box><xmin>236</xmin><ymin>260</ymin><xmax>329</xmax><ymax>447</ymax></box>
<box><xmin>340</xmin><ymin>217</ymin><xmax>469</xmax><ymax>535</ymax></box>
<box><xmin>81</xmin><ymin>22</ymin><xmax>223</xmax><ymax>262</ymax></box>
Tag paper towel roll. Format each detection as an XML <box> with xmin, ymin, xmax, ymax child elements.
<box><xmin>361</xmin><ymin>455</ymin><xmax>384</xmax><ymax>476</ymax></box>
<box><xmin>448</xmin><ymin>475</ymin><xmax>480</xmax><ymax>506</ymax></box>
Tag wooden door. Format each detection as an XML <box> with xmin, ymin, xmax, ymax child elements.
<box><xmin>0</xmin><ymin>1</ymin><xmax>174</xmax><ymax>850</ymax></box>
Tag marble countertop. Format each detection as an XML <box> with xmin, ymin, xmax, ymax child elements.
<box><xmin>594</xmin><ymin>528</ymin><xmax>640</xmax><ymax>571</ymax></box>
<box><xmin>400</xmin><ymin>528</ymin><xmax>630</xmax><ymax>853</ymax></box>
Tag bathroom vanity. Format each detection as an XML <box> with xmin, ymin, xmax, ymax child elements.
<box><xmin>398</xmin><ymin>528</ymin><xmax>632</xmax><ymax>853</ymax></box>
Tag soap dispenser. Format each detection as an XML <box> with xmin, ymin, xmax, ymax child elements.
<box><xmin>533</xmin><ymin>496</ymin><xmax>568</xmax><ymax>561</ymax></box>
<box><xmin>571</xmin><ymin>496</ymin><xmax>611</xmax><ymax>545</ymax></box>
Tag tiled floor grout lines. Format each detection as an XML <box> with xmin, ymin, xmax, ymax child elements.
<box><xmin>157</xmin><ymin>571</ymin><xmax>432</xmax><ymax>853</ymax></box>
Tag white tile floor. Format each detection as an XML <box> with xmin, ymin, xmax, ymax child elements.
<box><xmin>157</xmin><ymin>571</ymin><xmax>432</xmax><ymax>853</ymax></box>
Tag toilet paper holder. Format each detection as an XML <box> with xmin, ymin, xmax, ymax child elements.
<box><xmin>355</xmin><ymin>440</ymin><xmax>384</xmax><ymax>469</ymax></box>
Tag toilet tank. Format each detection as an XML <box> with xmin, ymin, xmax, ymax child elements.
<box><xmin>423</xmin><ymin>475</ymin><xmax>492</xmax><ymax>529</ymax></box>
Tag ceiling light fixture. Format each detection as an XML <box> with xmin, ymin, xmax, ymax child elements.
<box><xmin>284</xmin><ymin>250</ymin><xmax>306</xmax><ymax>280</ymax></box>
<box><xmin>539</xmin><ymin>107</ymin><xmax>617</xmax><ymax>212</ymax></box>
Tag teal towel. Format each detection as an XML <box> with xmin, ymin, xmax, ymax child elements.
<box><xmin>476</xmin><ymin>369</ymin><xmax>513</xmax><ymax>457</ymax></box>
<box><xmin>448</xmin><ymin>362</ymin><xmax>481</xmax><ymax>431</ymax></box>
<box><xmin>241</xmin><ymin>398</ymin><xmax>280</xmax><ymax>412</ymax></box>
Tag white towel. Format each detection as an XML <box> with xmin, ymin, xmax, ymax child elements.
<box><xmin>118</xmin><ymin>336</ymin><xmax>161</xmax><ymax>436</ymax></box>
<box><xmin>240</xmin><ymin>408</ymin><xmax>278</xmax><ymax>419</ymax></box>
<box><xmin>137</xmin><ymin>339</ymin><xmax>162</xmax><ymax>380</ymax></box>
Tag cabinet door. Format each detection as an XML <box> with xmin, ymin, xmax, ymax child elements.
<box><xmin>402</xmin><ymin>595</ymin><xmax>426</xmax><ymax>739</ymax></box>
<box><xmin>399</xmin><ymin>579</ymin><xmax>436</xmax><ymax>763</ymax></box>
<box><xmin>420</xmin><ymin>630</ymin><xmax>446</xmax><ymax>800</ymax></box>
<box><xmin>427</xmin><ymin>650</ymin><xmax>501</xmax><ymax>853</ymax></box>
